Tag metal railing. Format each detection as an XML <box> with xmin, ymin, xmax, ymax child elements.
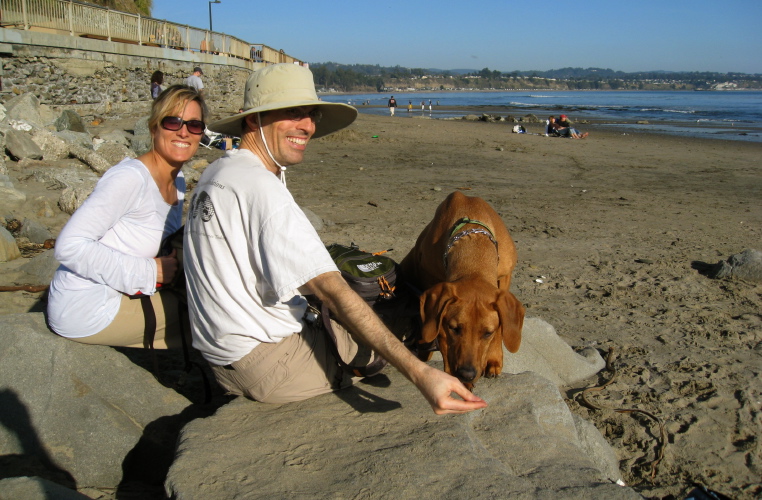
<box><xmin>0</xmin><ymin>0</ymin><xmax>304</xmax><ymax>65</ymax></box>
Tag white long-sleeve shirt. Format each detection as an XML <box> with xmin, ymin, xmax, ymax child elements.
<box><xmin>47</xmin><ymin>158</ymin><xmax>184</xmax><ymax>338</ymax></box>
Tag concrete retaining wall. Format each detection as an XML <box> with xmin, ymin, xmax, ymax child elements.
<box><xmin>0</xmin><ymin>28</ymin><xmax>255</xmax><ymax>114</ymax></box>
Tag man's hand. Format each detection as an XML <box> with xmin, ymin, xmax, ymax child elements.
<box><xmin>413</xmin><ymin>364</ymin><xmax>488</xmax><ymax>414</ymax></box>
<box><xmin>303</xmin><ymin>271</ymin><xmax>488</xmax><ymax>415</ymax></box>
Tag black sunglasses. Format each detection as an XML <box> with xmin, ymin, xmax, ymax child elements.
<box><xmin>160</xmin><ymin>116</ymin><xmax>206</xmax><ymax>135</ymax></box>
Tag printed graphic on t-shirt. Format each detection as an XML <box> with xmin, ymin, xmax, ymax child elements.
<box><xmin>190</xmin><ymin>191</ymin><xmax>215</xmax><ymax>222</ymax></box>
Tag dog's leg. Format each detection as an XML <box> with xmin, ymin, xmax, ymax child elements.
<box><xmin>484</xmin><ymin>333</ymin><xmax>503</xmax><ymax>378</ymax></box>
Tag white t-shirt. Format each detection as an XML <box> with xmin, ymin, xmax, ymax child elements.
<box><xmin>186</xmin><ymin>74</ymin><xmax>204</xmax><ymax>92</ymax></box>
<box><xmin>184</xmin><ymin>149</ymin><xmax>337</xmax><ymax>366</ymax></box>
<box><xmin>47</xmin><ymin>158</ymin><xmax>185</xmax><ymax>337</ymax></box>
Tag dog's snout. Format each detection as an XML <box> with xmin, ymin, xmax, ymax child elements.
<box><xmin>456</xmin><ymin>366</ymin><xmax>477</xmax><ymax>382</ymax></box>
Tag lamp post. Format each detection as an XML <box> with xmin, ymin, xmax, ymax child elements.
<box><xmin>208</xmin><ymin>0</ymin><xmax>221</xmax><ymax>32</ymax></box>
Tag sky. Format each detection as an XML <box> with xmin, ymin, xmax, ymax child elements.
<box><xmin>151</xmin><ymin>0</ymin><xmax>762</xmax><ymax>74</ymax></box>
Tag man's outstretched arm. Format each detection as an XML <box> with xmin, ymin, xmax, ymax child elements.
<box><xmin>301</xmin><ymin>271</ymin><xmax>487</xmax><ymax>414</ymax></box>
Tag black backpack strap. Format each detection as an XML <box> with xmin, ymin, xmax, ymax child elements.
<box><xmin>319</xmin><ymin>303</ymin><xmax>388</xmax><ymax>378</ymax></box>
<box><xmin>138</xmin><ymin>295</ymin><xmax>160</xmax><ymax>375</ymax></box>
<box><xmin>169</xmin><ymin>289</ymin><xmax>213</xmax><ymax>404</ymax></box>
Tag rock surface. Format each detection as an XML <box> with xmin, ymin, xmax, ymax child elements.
<box><xmin>0</xmin><ymin>313</ymin><xmax>192</xmax><ymax>490</ymax></box>
<box><xmin>166</xmin><ymin>371</ymin><xmax>637</xmax><ymax>500</ymax></box>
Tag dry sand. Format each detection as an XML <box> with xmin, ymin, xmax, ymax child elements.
<box><xmin>2</xmin><ymin>111</ymin><xmax>761</xmax><ymax>499</ymax></box>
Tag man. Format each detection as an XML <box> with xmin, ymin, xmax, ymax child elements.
<box><xmin>186</xmin><ymin>66</ymin><xmax>204</xmax><ymax>97</ymax></box>
<box><xmin>387</xmin><ymin>95</ymin><xmax>397</xmax><ymax>116</ymax></box>
<box><xmin>184</xmin><ymin>64</ymin><xmax>486</xmax><ymax>414</ymax></box>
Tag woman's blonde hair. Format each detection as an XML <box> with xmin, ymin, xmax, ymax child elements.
<box><xmin>148</xmin><ymin>85</ymin><xmax>208</xmax><ymax>134</ymax></box>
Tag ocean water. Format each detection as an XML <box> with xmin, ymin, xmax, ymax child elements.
<box><xmin>319</xmin><ymin>90</ymin><xmax>762</xmax><ymax>142</ymax></box>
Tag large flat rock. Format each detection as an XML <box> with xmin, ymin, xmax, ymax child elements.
<box><xmin>166</xmin><ymin>369</ymin><xmax>639</xmax><ymax>499</ymax></box>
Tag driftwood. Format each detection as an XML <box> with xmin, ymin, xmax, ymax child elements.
<box><xmin>0</xmin><ymin>284</ymin><xmax>49</xmax><ymax>292</ymax></box>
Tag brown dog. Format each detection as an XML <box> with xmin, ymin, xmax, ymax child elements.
<box><xmin>400</xmin><ymin>191</ymin><xmax>525</xmax><ymax>389</ymax></box>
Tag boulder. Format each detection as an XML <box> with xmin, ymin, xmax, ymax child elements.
<box><xmin>33</xmin><ymin>166</ymin><xmax>100</xmax><ymax>191</ymax></box>
<box><xmin>31</xmin><ymin>129</ymin><xmax>71</xmax><ymax>160</ymax></box>
<box><xmin>500</xmin><ymin>317</ymin><xmax>605</xmax><ymax>386</ymax></box>
<box><xmin>94</xmin><ymin>141</ymin><xmax>135</xmax><ymax>166</ymax></box>
<box><xmin>133</xmin><ymin>116</ymin><xmax>150</xmax><ymax>137</ymax></box>
<box><xmin>0</xmin><ymin>476</ymin><xmax>90</xmax><ymax>500</ymax></box>
<box><xmin>131</xmin><ymin>136</ymin><xmax>152</xmax><ymax>156</ymax></box>
<box><xmin>54</xmin><ymin>130</ymin><xmax>93</xmax><ymax>150</ymax></box>
<box><xmin>96</xmin><ymin>129</ymin><xmax>133</xmax><ymax>147</ymax></box>
<box><xmin>708</xmin><ymin>248</ymin><xmax>762</xmax><ymax>283</ymax></box>
<box><xmin>69</xmin><ymin>144</ymin><xmax>111</xmax><ymax>174</ymax></box>
<box><xmin>18</xmin><ymin>249</ymin><xmax>59</xmax><ymax>283</ymax></box>
<box><xmin>0</xmin><ymin>313</ymin><xmax>192</xmax><ymax>490</ymax></box>
<box><xmin>0</xmin><ymin>226</ymin><xmax>21</xmax><ymax>262</ymax></box>
<box><xmin>5</xmin><ymin>129</ymin><xmax>44</xmax><ymax>161</ymax></box>
<box><xmin>165</xmin><ymin>318</ymin><xmax>627</xmax><ymax>499</ymax></box>
<box><xmin>54</xmin><ymin>110</ymin><xmax>88</xmax><ymax>133</ymax></box>
<box><xmin>19</xmin><ymin>218</ymin><xmax>53</xmax><ymax>244</ymax></box>
<box><xmin>3</xmin><ymin>93</ymin><xmax>45</xmax><ymax>129</ymax></box>
<box><xmin>166</xmin><ymin>370</ymin><xmax>637</xmax><ymax>499</ymax></box>
<box><xmin>0</xmin><ymin>174</ymin><xmax>27</xmax><ymax>204</ymax></box>
<box><xmin>58</xmin><ymin>185</ymin><xmax>95</xmax><ymax>215</ymax></box>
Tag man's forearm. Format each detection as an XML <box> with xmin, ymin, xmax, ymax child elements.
<box><xmin>304</xmin><ymin>272</ymin><xmax>426</xmax><ymax>385</ymax></box>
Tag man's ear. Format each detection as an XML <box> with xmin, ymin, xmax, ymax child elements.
<box><xmin>243</xmin><ymin>113</ymin><xmax>259</xmax><ymax>132</ymax></box>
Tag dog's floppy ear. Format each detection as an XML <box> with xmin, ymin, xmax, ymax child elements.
<box><xmin>419</xmin><ymin>282</ymin><xmax>456</xmax><ymax>343</ymax></box>
<box><xmin>495</xmin><ymin>290</ymin><xmax>525</xmax><ymax>353</ymax></box>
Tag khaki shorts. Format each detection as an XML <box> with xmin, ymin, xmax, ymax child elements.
<box><xmin>210</xmin><ymin>319</ymin><xmax>375</xmax><ymax>404</ymax></box>
<box><xmin>70</xmin><ymin>290</ymin><xmax>187</xmax><ymax>349</ymax></box>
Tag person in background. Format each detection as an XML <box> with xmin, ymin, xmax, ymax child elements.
<box><xmin>388</xmin><ymin>95</ymin><xmax>397</xmax><ymax>116</ymax></box>
<box><xmin>150</xmin><ymin>70</ymin><xmax>164</xmax><ymax>100</ymax></box>
<box><xmin>184</xmin><ymin>64</ymin><xmax>487</xmax><ymax>415</ymax></box>
<box><xmin>408</xmin><ymin>100</ymin><xmax>413</xmax><ymax>113</ymax></box>
<box><xmin>47</xmin><ymin>86</ymin><xmax>207</xmax><ymax>348</ymax></box>
<box><xmin>186</xmin><ymin>67</ymin><xmax>205</xmax><ymax>97</ymax></box>
<box><xmin>557</xmin><ymin>114</ymin><xmax>589</xmax><ymax>139</ymax></box>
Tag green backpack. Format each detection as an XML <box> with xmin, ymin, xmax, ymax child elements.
<box><xmin>326</xmin><ymin>243</ymin><xmax>397</xmax><ymax>305</ymax></box>
<box><xmin>316</xmin><ymin>243</ymin><xmax>399</xmax><ymax>378</ymax></box>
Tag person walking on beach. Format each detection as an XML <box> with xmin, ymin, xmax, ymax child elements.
<box><xmin>388</xmin><ymin>95</ymin><xmax>397</xmax><ymax>116</ymax></box>
<box><xmin>186</xmin><ymin>67</ymin><xmax>205</xmax><ymax>97</ymax></box>
<box><xmin>428</xmin><ymin>100</ymin><xmax>432</xmax><ymax>112</ymax></box>
<box><xmin>421</xmin><ymin>100</ymin><xmax>425</xmax><ymax>111</ymax></box>
<box><xmin>183</xmin><ymin>64</ymin><xmax>486</xmax><ymax>415</ymax></box>
<box><xmin>408</xmin><ymin>100</ymin><xmax>413</xmax><ymax>113</ymax></box>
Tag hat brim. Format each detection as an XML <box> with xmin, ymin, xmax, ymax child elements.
<box><xmin>208</xmin><ymin>101</ymin><xmax>357</xmax><ymax>139</ymax></box>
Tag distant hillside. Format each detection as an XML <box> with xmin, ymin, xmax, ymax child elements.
<box><xmin>310</xmin><ymin>62</ymin><xmax>762</xmax><ymax>92</ymax></box>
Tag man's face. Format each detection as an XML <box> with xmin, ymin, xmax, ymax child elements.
<box><xmin>258</xmin><ymin>106</ymin><xmax>320</xmax><ymax>166</ymax></box>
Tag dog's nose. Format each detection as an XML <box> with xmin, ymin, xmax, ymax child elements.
<box><xmin>456</xmin><ymin>366</ymin><xmax>477</xmax><ymax>382</ymax></box>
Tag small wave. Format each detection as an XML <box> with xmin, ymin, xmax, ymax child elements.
<box><xmin>640</xmin><ymin>108</ymin><xmax>697</xmax><ymax>115</ymax></box>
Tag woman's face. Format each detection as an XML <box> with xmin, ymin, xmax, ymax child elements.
<box><xmin>152</xmin><ymin>100</ymin><xmax>203</xmax><ymax>167</ymax></box>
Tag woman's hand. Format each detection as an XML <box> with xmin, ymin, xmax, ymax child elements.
<box><xmin>155</xmin><ymin>249</ymin><xmax>178</xmax><ymax>284</ymax></box>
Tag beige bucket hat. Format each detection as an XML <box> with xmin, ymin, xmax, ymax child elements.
<box><xmin>208</xmin><ymin>64</ymin><xmax>357</xmax><ymax>139</ymax></box>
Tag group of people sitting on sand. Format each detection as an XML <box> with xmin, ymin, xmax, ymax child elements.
<box><xmin>546</xmin><ymin>114</ymin><xmax>589</xmax><ymax>139</ymax></box>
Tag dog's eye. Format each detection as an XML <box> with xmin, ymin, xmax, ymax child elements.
<box><xmin>449</xmin><ymin>324</ymin><xmax>462</xmax><ymax>336</ymax></box>
<box><xmin>483</xmin><ymin>330</ymin><xmax>494</xmax><ymax>338</ymax></box>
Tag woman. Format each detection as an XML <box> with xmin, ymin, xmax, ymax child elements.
<box><xmin>47</xmin><ymin>85</ymin><xmax>207</xmax><ymax>348</ymax></box>
<box><xmin>150</xmin><ymin>70</ymin><xmax>164</xmax><ymax>100</ymax></box>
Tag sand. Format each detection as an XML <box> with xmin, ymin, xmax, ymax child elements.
<box><xmin>1</xmin><ymin>111</ymin><xmax>760</xmax><ymax>499</ymax></box>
